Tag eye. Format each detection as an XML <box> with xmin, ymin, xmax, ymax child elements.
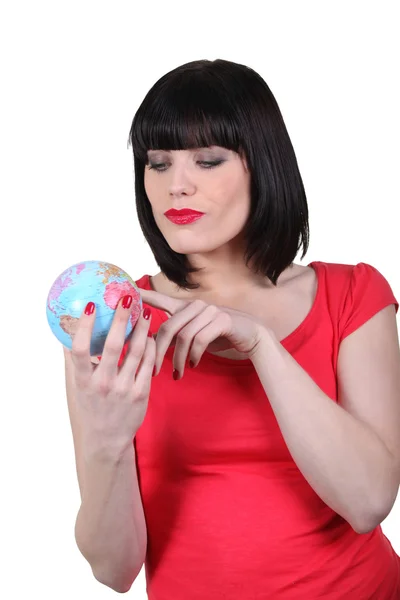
<box><xmin>199</xmin><ymin>161</ymin><xmax>224</xmax><ymax>169</ymax></box>
<box><xmin>148</xmin><ymin>163</ymin><xmax>167</xmax><ymax>172</ymax></box>
<box><xmin>147</xmin><ymin>160</ymin><xmax>224</xmax><ymax>173</ymax></box>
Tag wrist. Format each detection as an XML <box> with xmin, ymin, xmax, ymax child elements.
<box><xmin>249</xmin><ymin>327</ymin><xmax>285</xmax><ymax>367</ymax></box>
<box><xmin>82</xmin><ymin>433</ymin><xmax>135</xmax><ymax>465</ymax></box>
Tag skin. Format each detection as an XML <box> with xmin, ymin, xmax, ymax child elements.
<box><xmin>144</xmin><ymin>146</ymin><xmax>316</xmax><ymax>357</ymax></box>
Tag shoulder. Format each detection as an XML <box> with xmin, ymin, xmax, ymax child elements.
<box><xmin>317</xmin><ymin>261</ymin><xmax>398</xmax><ymax>339</ymax></box>
<box><xmin>311</xmin><ymin>260</ymin><xmax>355</xmax><ymax>282</ymax></box>
<box><xmin>313</xmin><ymin>260</ymin><xmax>395</xmax><ymax>290</ymax></box>
<box><xmin>311</xmin><ymin>260</ymin><xmax>394</xmax><ymax>296</ymax></box>
<box><xmin>307</xmin><ymin>261</ymin><xmax>398</xmax><ymax>342</ymax></box>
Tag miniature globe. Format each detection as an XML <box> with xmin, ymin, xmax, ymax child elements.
<box><xmin>46</xmin><ymin>260</ymin><xmax>142</xmax><ymax>356</ymax></box>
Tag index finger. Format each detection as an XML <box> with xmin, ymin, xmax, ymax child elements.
<box><xmin>137</xmin><ymin>288</ymin><xmax>186</xmax><ymax>316</ymax></box>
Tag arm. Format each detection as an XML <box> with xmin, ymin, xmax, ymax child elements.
<box><xmin>64</xmin><ymin>351</ymin><xmax>147</xmax><ymax>593</ymax></box>
<box><xmin>250</xmin><ymin>305</ymin><xmax>400</xmax><ymax>534</ymax></box>
<box><xmin>75</xmin><ymin>446</ymin><xmax>146</xmax><ymax>593</ymax></box>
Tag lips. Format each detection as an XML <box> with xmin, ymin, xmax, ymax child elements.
<box><xmin>164</xmin><ymin>209</ymin><xmax>204</xmax><ymax>217</ymax></box>
<box><xmin>164</xmin><ymin>208</ymin><xmax>205</xmax><ymax>225</ymax></box>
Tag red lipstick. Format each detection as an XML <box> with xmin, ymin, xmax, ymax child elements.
<box><xmin>164</xmin><ymin>208</ymin><xmax>205</xmax><ymax>225</ymax></box>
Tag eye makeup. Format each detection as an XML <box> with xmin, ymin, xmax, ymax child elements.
<box><xmin>148</xmin><ymin>160</ymin><xmax>225</xmax><ymax>173</ymax></box>
<box><xmin>146</xmin><ymin>148</ymin><xmax>227</xmax><ymax>173</ymax></box>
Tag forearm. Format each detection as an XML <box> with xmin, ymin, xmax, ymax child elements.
<box><xmin>75</xmin><ymin>444</ymin><xmax>146</xmax><ymax>593</ymax></box>
<box><xmin>251</xmin><ymin>331</ymin><xmax>397</xmax><ymax>533</ymax></box>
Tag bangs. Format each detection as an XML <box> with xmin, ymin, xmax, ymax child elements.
<box><xmin>128</xmin><ymin>71</ymin><xmax>244</xmax><ymax>162</ymax></box>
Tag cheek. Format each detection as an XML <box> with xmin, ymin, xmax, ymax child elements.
<box><xmin>143</xmin><ymin>174</ymin><xmax>151</xmax><ymax>198</ymax></box>
<box><xmin>144</xmin><ymin>177</ymin><xmax>159</xmax><ymax>209</ymax></box>
<box><xmin>215</xmin><ymin>168</ymin><xmax>249</xmax><ymax>201</ymax></box>
<box><xmin>217</xmin><ymin>178</ymin><xmax>251</xmax><ymax>215</ymax></box>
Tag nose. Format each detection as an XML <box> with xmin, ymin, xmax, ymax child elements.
<box><xmin>168</xmin><ymin>163</ymin><xmax>196</xmax><ymax>198</ymax></box>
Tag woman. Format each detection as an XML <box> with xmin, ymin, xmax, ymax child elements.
<box><xmin>66</xmin><ymin>59</ymin><xmax>400</xmax><ymax>598</ymax></box>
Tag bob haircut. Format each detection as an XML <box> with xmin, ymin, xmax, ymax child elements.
<box><xmin>128</xmin><ymin>58</ymin><xmax>309</xmax><ymax>290</ymax></box>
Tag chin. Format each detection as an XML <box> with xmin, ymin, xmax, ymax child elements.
<box><xmin>164</xmin><ymin>233</ymin><xmax>220</xmax><ymax>255</ymax></box>
<box><xmin>168</xmin><ymin>240</ymin><xmax>215</xmax><ymax>255</ymax></box>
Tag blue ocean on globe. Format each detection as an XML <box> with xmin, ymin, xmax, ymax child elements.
<box><xmin>46</xmin><ymin>260</ymin><xmax>142</xmax><ymax>356</ymax></box>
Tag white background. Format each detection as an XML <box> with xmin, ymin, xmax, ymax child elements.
<box><xmin>1</xmin><ymin>1</ymin><xmax>399</xmax><ymax>597</ymax></box>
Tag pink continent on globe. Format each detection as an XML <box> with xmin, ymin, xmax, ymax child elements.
<box><xmin>47</xmin><ymin>268</ymin><xmax>74</xmax><ymax>314</ymax></box>
<box><xmin>104</xmin><ymin>281</ymin><xmax>141</xmax><ymax>325</ymax></box>
<box><xmin>75</xmin><ymin>263</ymin><xmax>86</xmax><ymax>276</ymax></box>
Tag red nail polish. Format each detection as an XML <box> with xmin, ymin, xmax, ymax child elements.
<box><xmin>85</xmin><ymin>302</ymin><xmax>95</xmax><ymax>315</ymax></box>
<box><xmin>173</xmin><ymin>369</ymin><xmax>179</xmax><ymax>380</ymax></box>
<box><xmin>152</xmin><ymin>366</ymin><xmax>156</xmax><ymax>377</ymax></box>
<box><xmin>143</xmin><ymin>307</ymin><xmax>151</xmax><ymax>320</ymax></box>
<box><xmin>122</xmin><ymin>295</ymin><xmax>132</xmax><ymax>309</ymax></box>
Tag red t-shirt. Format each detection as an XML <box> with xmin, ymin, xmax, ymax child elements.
<box><xmin>131</xmin><ymin>261</ymin><xmax>400</xmax><ymax>599</ymax></box>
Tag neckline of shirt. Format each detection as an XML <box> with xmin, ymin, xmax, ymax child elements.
<box><xmin>139</xmin><ymin>261</ymin><xmax>322</xmax><ymax>366</ymax></box>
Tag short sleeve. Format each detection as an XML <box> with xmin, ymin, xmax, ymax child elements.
<box><xmin>338</xmin><ymin>262</ymin><xmax>399</xmax><ymax>342</ymax></box>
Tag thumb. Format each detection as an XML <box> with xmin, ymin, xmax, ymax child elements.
<box><xmin>62</xmin><ymin>345</ymin><xmax>72</xmax><ymax>360</ymax></box>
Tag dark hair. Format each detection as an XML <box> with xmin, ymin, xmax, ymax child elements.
<box><xmin>128</xmin><ymin>58</ymin><xmax>309</xmax><ymax>290</ymax></box>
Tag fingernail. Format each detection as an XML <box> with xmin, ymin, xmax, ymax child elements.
<box><xmin>143</xmin><ymin>307</ymin><xmax>151</xmax><ymax>320</ymax></box>
<box><xmin>173</xmin><ymin>369</ymin><xmax>180</xmax><ymax>381</ymax></box>
<box><xmin>85</xmin><ymin>302</ymin><xmax>95</xmax><ymax>315</ymax></box>
<box><xmin>189</xmin><ymin>360</ymin><xmax>195</xmax><ymax>368</ymax></box>
<box><xmin>152</xmin><ymin>366</ymin><xmax>157</xmax><ymax>377</ymax></box>
<box><xmin>122</xmin><ymin>295</ymin><xmax>132</xmax><ymax>309</ymax></box>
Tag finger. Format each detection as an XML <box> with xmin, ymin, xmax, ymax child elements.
<box><xmin>153</xmin><ymin>299</ymin><xmax>207</xmax><ymax>376</ymax></box>
<box><xmin>172</xmin><ymin>305</ymin><xmax>219</xmax><ymax>378</ymax></box>
<box><xmin>96</xmin><ymin>295</ymin><xmax>137</xmax><ymax>379</ymax></box>
<box><xmin>137</xmin><ymin>287</ymin><xmax>186</xmax><ymax>316</ymax></box>
<box><xmin>131</xmin><ymin>335</ymin><xmax>156</xmax><ymax>398</ymax></box>
<box><xmin>63</xmin><ymin>344</ymin><xmax>99</xmax><ymax>372</ymax></box>
<box><xmin>63</xmin><ymin>345</ymin><xmax>72</xmax><ymax>363</ymax></box>
<box><xmin>70</xmin><ymin>301</ymin><xmax>97</xmax><ymax>384</ymax></box>
<box><xmin>118</xmin><ymin>307</ymin><xmax>153</xmax><ymax>382</ymax></box>
<box><xmin>187</xmin><ymin>313</ymin><xmax>231</xmax><ymax>368</ymax></box>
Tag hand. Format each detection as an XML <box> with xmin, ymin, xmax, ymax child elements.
<box><xmin>64</xmin><ymin>295</ymin><xmax>156</xmax><ymax>456</ymax></box>
<box><xmin>138</xmin><ymin>288</ymin><xmax>270</xmax><ymax>379</ymax></box>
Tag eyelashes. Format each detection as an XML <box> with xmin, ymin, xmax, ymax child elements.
<box><xmin>147</xmin><ymin>160</ymin><xmax>225</xmax><ymax>173</ymax></box>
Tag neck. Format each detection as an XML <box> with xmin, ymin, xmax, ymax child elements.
<box><xmin>180</xmin><ymin>250</ymin><xmax>294</xmax><ymax>298</ymax></box>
